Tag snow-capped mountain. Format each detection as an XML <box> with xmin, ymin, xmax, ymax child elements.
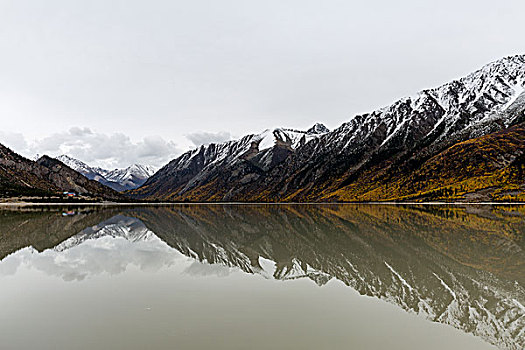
<box><xmin>56</xmin><ymin>155</ymin><xmax>156</xmax><ymax>191</ymax></box>
<box><xmin>104</xmin><ymin>164</ymin><xmax>157</xmax><ymax>190</ymax></box>
<box><xmin>132</xmin><ymin>124</ymin><xmax>329</xmax><ymax>199</ymax></box>
<box><xmin>56</xmin><ymin>155</ymin><xmax>108</xmax><ymax>182</ymax></box>
<box><xmin>130</xmin><ymin>54</ymin><xmax>525</xmax><ymax>202</ymax></box>
<box><xmin>252</xmin><ymin>54</ymin><xmax>525</xmax><ymax>201</ymax></box>
<box><xmin>329</xmin><ymin>54</ymin><xmax>525</xmax><ymax>156</ymax></box>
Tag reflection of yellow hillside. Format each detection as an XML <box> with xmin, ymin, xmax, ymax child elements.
<box><xmin>3</xmin><ymin>204</ymin><xmax>521</xmax><ymax>290</ymax></box>
<box><xmin>130</xmin><ymin>204</ymin><xmax>525</xmax><ymax>349</ymax></box>
<box><xmin>325</xmin><ymin>205</ymin><xmax>525</xmax><ymax>282</ymax></box>
<box><xmin>133</xmin><ymin>204</ymin><xmax>525</xmax><ymax>285</ymax></box>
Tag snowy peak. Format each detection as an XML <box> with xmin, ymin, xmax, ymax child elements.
<box><xmin>131</xmin><ymin>164</ymin><xmax>157</xmax><ymax>177</ymax></box>
<box><xmin>54</xmin><ymin>155</ymin><xmax>156</xmax><ymax>191</ymax></box>
<box><xmin>430</xmin><ymin>54</ymin><xmax>525</xmax><ymax>113</ymax></box>
<box><xmin>178</xmin><ymin>125</ymin><xmax>326</xmax><ymax>167</ymax></box>
<box><xmin>105</xmin><ymin>164</ymin><xmax>156</xmax><ymax>182</ymax></box>
<box><xmin>332</xmin><ymin>54</ymin><xmax>525</xmax><ymax>154</ymax></box>
<box><xmin>254</xmin><ymin>125</ymin><xmax>328</xmax><ymax>151</ymax></box>
<box><xmin>307</xmin><ymin>123</ymin><xmax>330</xmax><ymax>135</ymax></box>
<box><xmin>56</xmin><ymin>155</ymin><xmax>106</xmax><ymax>181</ymax></box>
<box><xmin>104</xmin><ymin>164</ymin><xmax>157</xmax><ymax>190</ymax></box>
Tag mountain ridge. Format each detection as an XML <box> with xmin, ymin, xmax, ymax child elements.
<box><xmin>130</xmin><ymin>55</ymin><xmax>525</xmax><ymax>202</ymax></box>
<box><xmin>131</xmin><ymin>124</ymin><xmax>330</xmax><ymax>200</ymax></box>
<box><xmin>2</xmin><ymin>55</ymin><xmax>524</xmax><ymax>202</ymax></box>
<box><xmin>56</xmin><ymin>155</ymin><xmax>156</xmax><ymax>191</ymax></box>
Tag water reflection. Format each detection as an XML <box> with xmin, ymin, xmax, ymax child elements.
<box><xmin>0</xmin><ymin>204</ymin><xmax>523</xmax><ymax>349</ymax></box>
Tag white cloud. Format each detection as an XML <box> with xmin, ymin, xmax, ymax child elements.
<box><xmin>0</xmin><ymin>131</ymin><xmax>29</xmax><ymax>152</ymax></box>
<box><xmin>0</xmin><ymin>127</ymin><xmax>181</xmax><ymax>169</ymax></box>
<box><xmin>185</xmin><ymin>131</ymin><xmax>233</xmax><ymax>147</ymax></box>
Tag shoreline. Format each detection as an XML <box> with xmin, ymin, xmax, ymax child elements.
<box><xmin>0</xmin><ymin>201</ymin><xmax>524</xmax><ymax>207</ymax></box>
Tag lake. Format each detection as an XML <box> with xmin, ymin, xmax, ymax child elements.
<box><xmin>0</xmin><ymin>204</ymin><xmax>523</xmax><ymax>349</ymax></box>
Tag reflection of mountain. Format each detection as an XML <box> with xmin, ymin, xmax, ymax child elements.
<box><xmin>129</xmin><ymin>205</ymin><xmax>525</xmax><ymax>350</ymax></box>
<box><xmin>0</xmin><ymin>205</ymin><xmax>523</xmax><ymax>349</ymax></box>
<box><xmin>0</xmin><ymin>206</ymin><xmax>119</xmax><ymax>260</ymax></box>
<box><xmin>0</xmin><ymin>207</ymin><xmax>175</xmax><ymax>281</ymax></box>
<box><xmin>54</xmin><ymin>214</ymin><xmax>153</xmax><ymax>252</ymax></box>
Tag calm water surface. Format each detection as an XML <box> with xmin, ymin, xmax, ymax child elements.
<box><xmin>0</xmin><ymin>204</ymin><xmax>523</xmax><ymax>350</ymax></box>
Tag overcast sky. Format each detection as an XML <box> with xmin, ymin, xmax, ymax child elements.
<box><xmin>0</xmin><ymin>0</ymin><xmax>524</xmax><ymax>168</ymax></box>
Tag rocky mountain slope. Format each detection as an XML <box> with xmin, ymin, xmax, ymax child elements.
<box><xmin>0</xmin><ymin>144</ymin><xmax>58</xmax><ymax>197</ymax></box>
<box><xmin>0</xmin><ymin>144</ymin><xmax>122</xmax><ymax>200</ymax></box>
<box><xmin>131</xmin><ymin>125</ymin><xmax>329</xmax><ymax>200</ymax></box>
<box><xmin>130</xmin><ymin>55</ymin><xmax>525</xmax><ymax>202</ymax></box>
<box><xmin>322</xmin><ymin>121</ymin><xmax>525</xmax><ymax>202</ymax></box>
<box><xmin>35</xmin><ymin>156</ymin><xmax>123</xmax><ymax>199</ymax></box>
<box><xmin>57</xmin><ymin>155</ymin><xmax>156</xmax><ymax>191</ymax></box>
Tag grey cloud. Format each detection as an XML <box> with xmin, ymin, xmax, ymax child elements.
<box><xmin>185</xmin><ymin>131</ymin><xmax>233</xmax><ymax>147</ymax></box>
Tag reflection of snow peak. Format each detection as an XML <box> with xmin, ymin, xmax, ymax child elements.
<box><xmin>54</xmin><ymin>215</ymin><xmax>154</xmax><ymax>252</ymax></box>
<box><xmin>0</xmin><ymin>215</ymin><xmax>180</xmax><ymax>282</ymax></box>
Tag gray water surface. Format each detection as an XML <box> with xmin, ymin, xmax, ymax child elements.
<box><xmin>0</xmin><ymin>204</ymin><xmax>523</xmax><ymax>349</ymax></box>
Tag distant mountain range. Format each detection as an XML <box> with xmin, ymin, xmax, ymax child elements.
<box><xmin>0</xmin><ymin>146</ymin><xmax>154</xmax><ymax>200</ymax></box>
<box><xmin>56</xmin><ymin>155</ymin><xmax>156</xmax><ymax>191</ymax></box>
<box><xmin>1</xmin><ymin>55</ymin><xmax>524</xmax><ymax>202</ymax></box>
<box><xmin>130</xmin><ymin>55</ymin><xmax>525</xmax><ymax>202</ymax></box>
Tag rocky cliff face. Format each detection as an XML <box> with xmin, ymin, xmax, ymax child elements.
<box><xmin>129</xmin><ymin>55</ymin><xmax>525</xmax><ymax>202</ymax></box>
